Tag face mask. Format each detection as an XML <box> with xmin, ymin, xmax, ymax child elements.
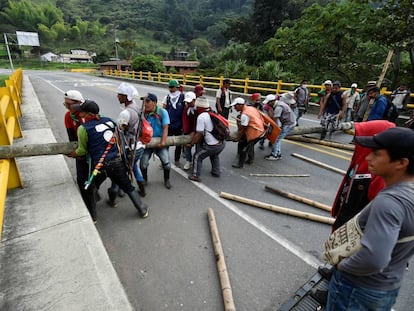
<box><xmin>302</xmin><ymin>84</ymin><xmax>308</xmax><ymax>88</ymax></box>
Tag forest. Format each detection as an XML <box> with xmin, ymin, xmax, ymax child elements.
<box><xmin>0</xmin><ymin>0</ymin><xmax>413</xmax><ymax>88</ymax></box>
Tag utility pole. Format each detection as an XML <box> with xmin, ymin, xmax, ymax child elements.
<box><xmin>114</xmin><ymin>26</ymin><xmax>120</xmax><ymax>70</ymax></box>
<box><xmin>3</xmin><ymin>33</ymin><xmax>14</xmax><ymax>70</ymax></box>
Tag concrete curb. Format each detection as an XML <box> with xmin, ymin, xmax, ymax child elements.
<box><xmin>0</xmin><ymin>75</ymin><xmax>133</xmax><ymax>311</ymax></box>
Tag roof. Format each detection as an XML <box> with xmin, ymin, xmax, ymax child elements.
<box><xmin>99</xmin><ymin>60</ymin><xmax>131</xmax><ymax>66</ymax></box>
<box><xmin>162</xmin><ymin>61</ymin><xmax>200</xmax><ymax>68</ymax></box>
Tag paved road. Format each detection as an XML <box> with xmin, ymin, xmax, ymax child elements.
<box><xmin>27</xmin><ymin>70</ymin><xmax>413</xmax><ymax>311</ymax></box>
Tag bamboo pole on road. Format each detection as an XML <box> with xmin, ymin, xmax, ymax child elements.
<box><xmin>264</xmin><ymin>185</ymin><xmax>331</xmax><ymax>212</ymax></box>
<box><xmin>219</xmin><ymin>192</ymin><xmax>334</xmax><ymax>225</ymax></box>
<box><xmin>207</xmin><ymin>208</ymin><xmax>236</xmax><ymax>311</ymax></box>
<box><xmin>288</xmin><ymin>135</ymin><xmax>355</xmax><ymax>151</ymax></box>
<box><xmin>249</xmin><ymin>173</ymin><xmax>310</xmax><ymax>177</ymax></box>
<box><xmin>291</xmin><ymin>153</ymin><xmax>346</xmax><ymax>176</ymax></box>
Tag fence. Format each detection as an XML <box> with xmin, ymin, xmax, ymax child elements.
<box><xmin>0</xmin><ymin>68</ymin><xmax>23</xmax><ymax>239</ymax></box>
<box><xmin>102</xmin><ymin>69</ymin><xmax>414</xmax><ymax>106</ymax></box>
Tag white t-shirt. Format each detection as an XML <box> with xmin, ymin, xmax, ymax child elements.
<box><xmin>240</xmin><ymin>113</ymin><xmax>250</xmax><ymax>127</ymax></box>
<box><xmin>196</xmin><ymin>112</ymin><xmax>220</xmax><ymax>145</ymax></box>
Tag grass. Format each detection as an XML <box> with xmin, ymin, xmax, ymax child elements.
<box><xmin>0</xmin><ymin>75</ymin><xmax>8</xmax><ymax>87</ymax></box>
<box><xmin>0</xmin><ymin>58</ymin><xmax>98</xmax><ymax>71</ymax></box>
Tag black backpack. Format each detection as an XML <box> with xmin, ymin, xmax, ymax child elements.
<box><xmin>207</xmin><ymin>111</ymin><xmax>230</xmax><ymax>141</ymax></box>
<box><xmin>382</xmin><ymin>98</ymin><xmax>399</xmax><ymax>123</ymax></box>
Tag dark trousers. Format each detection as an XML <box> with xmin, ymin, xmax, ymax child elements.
<box><xmin>238</xmin><ymin>136</ymin><xmax>261</xmax><ymax>166</ymax></box>
<box><xmin>169</xmin><ymin>127</ymin><xmax>183</xmax><ymax>162</ymax></box>
<box><xmin>84</xmin><ymin>158</ymin><xmax>136</xmax><ymax>221</ymax></box>
<box><xmin>191</xmin><ymin>142</ymin><xmax>225</xmax><ymax>177</ymax></box>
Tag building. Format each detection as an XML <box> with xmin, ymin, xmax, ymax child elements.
<box><xmin>162</xmin><ymin>61</ymin><xmax>200</xmax><ymax>74</ymax></box>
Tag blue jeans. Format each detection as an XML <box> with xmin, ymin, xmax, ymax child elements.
<box><xmin>271</xmin><ymin>125</ymin><xmax>295</xmax><ymax>157</ymax></box>
<box><xmin>140</xmin><ymin>146</ymin><xmax>171</xmax><ymax>170</ymax></box>
<box><xmin>327</xmin><ymin>268</ymin><xmax>399</xmax><ymax>311</ymax></box>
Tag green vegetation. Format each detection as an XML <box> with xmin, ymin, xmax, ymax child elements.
<box><xmin>0</xmin><ymin>0</ymin><xmax>413</xmax><ymax>88</ymax></box>
<box><xmin>0</xmin><ymin>74</ymin><xmax>7</xmax><ymax>86</ymax></box>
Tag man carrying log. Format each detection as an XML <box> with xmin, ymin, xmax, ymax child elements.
<box><xmin>66</xmin><ymin>100</ymin><xmax>149</xmax><ymax>222</ymax></box>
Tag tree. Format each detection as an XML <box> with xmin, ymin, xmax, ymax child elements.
<box><xmin>267</xmin><ymin>2</ymin><xmax>387</xmax><ymax>84</ymax></box>
<box><xmin>131</xmin><ymin>54</ymin><xmax>165</xmax><ymax>72</ymax></box>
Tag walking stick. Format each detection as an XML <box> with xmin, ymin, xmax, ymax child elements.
<box><xmin>84</xmin><ymin>136</ymin><xmax>116</xmax><ymax>190</ymax></box>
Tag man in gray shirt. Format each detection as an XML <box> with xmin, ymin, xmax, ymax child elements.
<box><xmin>327</xmin><ymin>127</ymin><xmax>414</xmax><ymax>310</ymax></box>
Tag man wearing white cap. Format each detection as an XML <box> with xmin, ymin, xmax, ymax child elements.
<box><xmin>108</xmin><ymin>83</ymin><xmax>146</xmax><ymax>207</ymax></box>
<box><xmin>182</xmin><ymin>91</ymin><xmax>197</xmax><ymax>170</ymax></box>
<box><xmin>63</xmin><ymin>90</ymin><xmax>95</xmax><ymax>213</ymax></box>
<box><xmin>343</xmin><ymin>83</ymin><xmax>360</xmax><ymax>122</ymax></box>
<box><xmin>231</xmin><ymin>97</ymin><xmax>265</xmax><ymax>168</ymax></box>
<box><xmin>265</xmin><ymin>92</ymin><xmax>296</xmax><ymax>161</ymax></box>
<box><xmin>187</xmin><ymin>96</ymin><xmax>225</xmax><ymax>182</ymax></box>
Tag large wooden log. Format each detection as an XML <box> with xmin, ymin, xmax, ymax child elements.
<box><xmin>0</xmin><ymin>125</ymin><xmax>328</xmax><ymax>158</ymax></box>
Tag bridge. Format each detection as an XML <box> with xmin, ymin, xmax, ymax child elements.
<box><xmin>1</xmin><ymin>70</ymin><xmax>413</xmax><ymax>310</ymax></box>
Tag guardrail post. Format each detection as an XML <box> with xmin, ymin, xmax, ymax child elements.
<box><xmin>277</xmin><ymin>80</ymin><xmax>283</xmax><ymax>94</ymax></box>
<box><xmin>244</xmin><ymin>77</ymin><xmax>249</xmax><ymax>94</ymax></box>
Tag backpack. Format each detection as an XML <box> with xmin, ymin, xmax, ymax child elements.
<box><xmin>207</xmin><ymin>111</ymin><xmax>230</xmax><ymax>141</ymax></box>
<box><xmin>383</xmin><ymin>98</ymin><xmax>399</xmax><ymax>123</ymax></box>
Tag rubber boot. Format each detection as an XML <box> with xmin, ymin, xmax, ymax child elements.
<box><xmin>141</xmin><ymin>168</ymin><xmax>148</xmax><ymax>185</ymax></box>
<box><xmin>107</xmin><ymin>188</ymin><xmax>118</xmax><ymax>208</ymax></box>
<box><xmin>127</xmin><ymin>190</ymin><xmax>149</xmax><ymax>218</ymax></box>
<box><xmin>138</xmin><ymin>181</ymin><xmax>146</xmax><ymax>197</ymax></box>
<box><xmin>163</xmin><ymin>168</ymin><xmax>171</xmax><ymax>189</ymax></box>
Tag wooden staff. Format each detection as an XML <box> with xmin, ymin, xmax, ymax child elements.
<box><xmin>290</xmin><ymin>135</ymin><xmax>355</xmax><ymax>151</ymax></box>
<box><xmin>207</xmin><ymin>208</ymin><xmax>236</xmax><ymax>311</ymax></box>
<box><xmin>291</xmin><ymin>153</ymin><xmax>346</xmax><ymax>175</ymax></box>
<box><xmin>265</xmin><ymin>185</ymin><xmax>331</xmax><ymax>212</ymax></box>
<box><xmin>363</xmin><ymin>50</ymin><xmax>394</xmax><ymax>121</ymax></box>
<box><xmin>219</xmin><ymin>192</ymin><xmax>334</xmax><ymax>225</ymax></box>
<box><xmin>249</xmin><ymin>173</ymin><xmax>310</xmax><ymax>177</ymax></box>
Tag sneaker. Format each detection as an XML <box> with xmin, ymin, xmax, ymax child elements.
<box><xmin>210</xmin><ymin>172</ymin><xmax>220</xmax><ymax>177</ymax></box>
<box><xmin>183</xmin><ymin>161</ymin><xmax>191</xmax><ymax>170</ymax></box>
<box><xmin>264</xmin><ymin>154</ymin><xmax>281</xmax><ymax>161</ymax></box>
<box><xmin>188</xmin><ymin>175</ymin><xmax>201</xmax><ymax>182</ymax></box>
<box><xmin>141</xmin><ymin>207</ymin><xmax>149</xmax><ymax>218</ymax></box>
<box><xmin>174</xmin><ymin>161</ymin><xmax>180</xmax><ymax>168</ymax></box>
<box><xmin>232</xmin><ymin>163</ymin><xmax>244</xmax><ymax>168</ymax></box>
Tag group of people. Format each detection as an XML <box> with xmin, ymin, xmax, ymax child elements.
<box><xmin>62</xmin><ymin>77</ymin><xmax>414</xmax><ymax>310</ymax></box>
<box><xmin>318</xmin><ymin>80</ymin><xmax>411</xmax><ymax>140</ymax></box>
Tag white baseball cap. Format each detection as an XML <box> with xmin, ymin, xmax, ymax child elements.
<box><xmin>184</xmin><ymin>91</ymin><xmax>196</xmax><ymax>103</ymax></box>
<box><xmin>64</xmin><ymin>90</ymin><xmax>84</xmax><ymax>103</ymax></box>
<box><xmin>230</xmin><ymin>97</ymin><xmax>245</xmax><ymax>106</ymax></box>
<box><xmin>351</xmin><ymin>83</ymin><xmax>358</xmax><ymax>88</ymax></box>
<box><xmin>263</xmin><ymin>94</ymin><xmax>277</xmax><ymax>105</ymax></box>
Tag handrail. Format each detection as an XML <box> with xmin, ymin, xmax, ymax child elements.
<box><xmin>0</xmin><ymin>68</ymin><xmax>23</xmax><ymax>240</ymax></box>
<box><xmin>102</xmin><ymin>69</ymin><xmax>414</xmax><ymax>105</ymax></box>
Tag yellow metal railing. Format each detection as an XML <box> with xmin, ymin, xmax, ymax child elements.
<box><xmin>0</xmin><ymin>68</ymin><xmax>24</xmax><ymax>239</ymax></box>
<box><xmin>102</xmin><ymin>70</ymin><xmax>414</xmax><ymax>105</ymax></box>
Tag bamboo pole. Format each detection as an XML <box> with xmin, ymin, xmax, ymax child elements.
<box><xmin>291</xmin><ymin>153</ymin><xmax>346</xmax><ymax>176</ymax></box>
<box><xmin>288</xmin><ymin>135</ymin><xmax>355</xmax><ymax>151</ymax></box>
<box><xmin>207</xmin><ymin>208</ymin><xmax>236</xmax><ymax>311</ymax></box>
<box><xmin>249</xmin><ymin>173</ymin><xmax>310</xmax><ymax>177</ymax></box>
<box><xmin>219</xmin><ymin>192</ymin><xmax>334</xmax><ymax>225</ymax></box>
<box><xmin>264</xmin><ymin>185</ymin><xmax>331</xmax><ymax>212</ymax></box>
<box><xmin>363</xmin><ymin>50</ymin><xmax>394</xmax><ymax>121</ymax></box>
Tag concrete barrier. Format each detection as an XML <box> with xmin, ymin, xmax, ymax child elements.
<box><xmin>0</xmin><ymin>75</ymin><xmax>133</xmax><ymax>311</ymax></box>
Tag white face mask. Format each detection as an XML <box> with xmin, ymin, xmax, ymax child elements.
<box><xmin>302</xmin><ymin>84</ymin><xmax>308</xmax><ymax>88</ymax></box>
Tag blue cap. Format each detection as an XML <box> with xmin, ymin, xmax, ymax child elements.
<box><xmin>145</xmin><ymin>93</ymin><xmax>157</xmax><ymax>102</ymax></box>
